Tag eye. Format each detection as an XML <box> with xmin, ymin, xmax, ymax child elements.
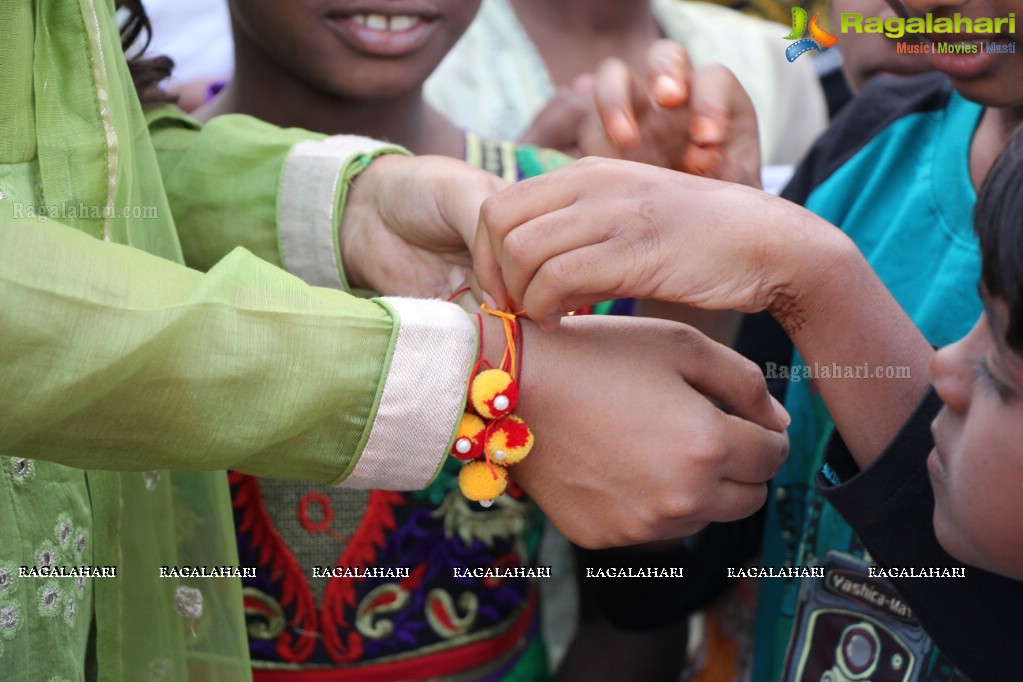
<box><xmin>973</xmin><ymin>358</ymin><xmax>1014</xmax><ymax>402</ymax></box>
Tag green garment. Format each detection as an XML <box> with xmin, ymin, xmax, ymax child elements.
<box><xmin>0</xmin><ymin>1</ymin><xmax>456</xmax><ymax>680</ymax></box>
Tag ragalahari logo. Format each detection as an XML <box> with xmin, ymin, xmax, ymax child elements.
<box><xmin>785</xmin><ymin>7</ymin><xmax>839</xmax><ymax>62</ymax></box>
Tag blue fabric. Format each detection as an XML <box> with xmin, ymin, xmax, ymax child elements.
<box><xmin>752</xmin><ymin>90</ymin><xmax>983</xmax><ymax>682</ymax></box>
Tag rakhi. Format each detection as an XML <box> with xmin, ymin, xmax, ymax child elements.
<box><xmin>451</xmin><ymin>304</ymin><xmax>534</xmax><ymax>507</ymax></box>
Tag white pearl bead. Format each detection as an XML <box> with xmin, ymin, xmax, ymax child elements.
<box><xmin>493</xmin><ymin>450</ymin><xmax>506</xmax><ymax>461</ymax></box>
<box><xmin>455</xmin><ymin>438</ymin><xmax>472</xmax><ymax>454</ymax></box>
<box><xmin>493</xmin><ymin>394</ymin><xmax>510</xmax><ymax>411</ymax></box>
<box><xmin>479</xmin><ymin>499</ymin><xmax>494</xmax><ymax>508</ymax></box>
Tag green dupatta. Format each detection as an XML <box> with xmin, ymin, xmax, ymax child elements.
<box><xmin>2</xmin><ymin>1</ymin><xmax>248</xmax><ymax>678</ymax></box>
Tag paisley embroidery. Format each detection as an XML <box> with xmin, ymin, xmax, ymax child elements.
<box><xmin>355</xmin><ymin>584</ymin><xmax>412</xmax><ymax>638</ymax></box>
<box><xmin>425</xmin><ymin>589</ymin><xmax>478</xmax><ymax>639</ymax></box>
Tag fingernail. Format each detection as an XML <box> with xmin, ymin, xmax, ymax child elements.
<box><xmin>653</xmin><ymin>75</ymin><xmax>685</xmax><ymax>107</ymax></box>
<box><xmin>608</xmin><ymin>110</ymin><xmax>636</xmax><ymax>147</ymax></box>
<box><xmin>691</xmin><ymin>116</ymin><xmax>719</xmax><ymax>144</ymax></box>
<box><xmin>770</xmin><ymin>395</ymin><xmax>791</xmax><ymax>429</ymax></box>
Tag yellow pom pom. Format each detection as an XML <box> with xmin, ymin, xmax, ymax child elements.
<box><xmin>451</xmin><ymin>412</ymin><xmax>486</xmax><ymax>460</ymax></box>
<box><xmin>458</xmin><ymin>460</ymin><xmax>508</xmax><ymax>502</ymax></box>
<box><xmin>470</xmin><ymin>368</ymin><xmax>518</xmax><ymax>419</ymax></box>
<box><xmin>485</xmin><ymin>415</ymin><xmax>534</xmax><ymax>465</ymax></box>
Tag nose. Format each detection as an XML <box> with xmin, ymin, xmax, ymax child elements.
<box><xmin>929</xmin><ymin>315</ymin><xmax>988</xmax><ymax>413</ymax></box>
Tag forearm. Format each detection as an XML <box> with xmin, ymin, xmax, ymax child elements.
<box><xmin>0</xmin><ymin>207</ymin><xmax>474</xmax><ymax>486</ymax></box>
<box><xmin>769</xmin><ymin>221</ymin><xmax>933</xmax><ymax>468</ymax></box>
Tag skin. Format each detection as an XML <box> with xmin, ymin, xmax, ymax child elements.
<box><xmin>831</xmin><ymin>0</ymin><xmax>934</xmax><ymax>93</ymax></box>
<box><xmin>474</xmin><ymin>159</ymin><xmax>934</xmax><ymax>465</ymax></box>
<box><xmin>197</xmin><ymin>0</ymin><xmax>480</xmax><ymax>155</ymax></box>
<box><xmin>895</xmin><ymin>0</ymin><xmax>1023</xmax><ymax>187</ymax></box>
<box><xmin>929</xmin><ymin>300</ymin><xmax>1023</xmax><ymax>580</ymax></box>
<box><xmin>476</xmin><ymin>0</ymin><xmax>1023</xmax><ymax>467</ymax></box>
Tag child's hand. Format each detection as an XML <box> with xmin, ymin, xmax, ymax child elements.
<box><xmin>341</xmin><ymin>154</ymin><xmax>507</xmax><ymax>299</ymax></box>
<box><xmin>474</xmin><ymin>157</ymin><xmax>827</xmax><ymax>329</ymax></box>
<box><xmin>507</xmin><ymin>314</ymin><xmax>789</xmax><ymax>548</ymax></box>
<box><xmin>579</xmin><ymin>39</ymin><xmax>761</xmax><ymax>188</ymax></box>
<box><xmin>518</xmin><ymin>78</ymin><xmax>594</xmax><ymax>157</ymax></box>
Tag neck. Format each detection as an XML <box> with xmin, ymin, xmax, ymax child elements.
<box><xmin>508</xmin><ymin>0</ymin><xmax>660</xmax><ymax>86</ymax></box>
<box><xmin>510</xmin><ymin>0</ymin><xmax>652</xmax><ymax>34</ymax></box>
<box><xmin>970</xmin><ymin>107</ymin><xmax>1023</xmax><ymax>190</ymax></box>
<box><xmin>198</xmin><ymin>34</ymin><xmax>463</xmax><ymax>157</ymax></box>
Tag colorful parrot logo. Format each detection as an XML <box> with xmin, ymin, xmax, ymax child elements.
<box><xmin>785</xmin><ymin>7</ymin><xmax>839</xmax><ymax>62</ymax></box>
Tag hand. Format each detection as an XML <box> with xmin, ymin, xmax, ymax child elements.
<box><xmin>519</xmin><ymin>77</ymin><xmax>595</xmax><ymax>157</ymax></box>
<box><xmin>502</xmin><ymin>314</ymin><xmax>789</xmax><ymax>548</ymax></box>
<box><xmin>579</xmin><ymin>40</ymin><xmax>761</xmax><ymax>187</ymax></box>
<box><xmin>475</xmin><ymin>157</ymin><xmax>830</xmax><ymax>330</ymax></box>
<box><xmin>340</xmin><ymin>154</ymin><xmax>507</xmax><ymax>298</ymax></box>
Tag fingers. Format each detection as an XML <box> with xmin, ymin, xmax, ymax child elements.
<box><xmin>645</xmin><ymin>39</ymin><xmax>691</xmax><ymax>109</ymax></box>
<box><xmin>473</xmin><ymin>166</ymin><xmax>595</xmax><ymax>313</ymax></box>
<box><xmin>682</xmin><ymin>64</ymin><xmax>761</xmax><ymax>185</ymax></box>
<box><xmin>672</xmin><ymin>328</ymin><xmax>791</xmax><ymax>432</ymax></box>
<box><xmin>592</xmin><ymin>57</ymin><xmax>644</xmax><ymax>149</ymax></box>
<box><xmin>519</xmin><ymin>85</ymin><xmax>592</xmax><ymax>154</ymax></box>
<box><xmin>714</xmin><ymin>413</ymin><xmax>790</xmax><ymax>483</ymax></box>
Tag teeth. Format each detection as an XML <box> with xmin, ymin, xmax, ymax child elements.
<box><xmin>348</xmin><ymin>13</ymin><xmax>421</xmax><ymax>31</ymax></box>
<box><xmin>389</xmin><ymin>15</ymin><xmax>418</xmax><ymax>30</ymax></box>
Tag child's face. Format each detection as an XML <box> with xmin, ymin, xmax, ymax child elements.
<box><xmin>896</xmin><ymin>0</ymin><xmax>1023</xmax><ymax>108</ymax></box>
<box><xmin>928</xmin><ymin>300</ymin><xmax>1023</xmax><ymax>579</ymax></box>
<box><xmin>832</xmin><ymin>0</ymin><xmax>934</xmax><ymax>93</ymax></box>
<box><xmin>230</xmin><ymin>0</ymin><xmax>481</xmax><ymax>99</ymax></box>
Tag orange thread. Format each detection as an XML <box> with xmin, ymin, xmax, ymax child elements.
<box><xmin>480</xmin><ymin>303</ymin><xmax>523</xmax><ymax>379</ymax></box>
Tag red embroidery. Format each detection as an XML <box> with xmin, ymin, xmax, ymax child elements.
<box><xmin>230</xmin><ymin>472</ymin><xmax>318</xmax><ymax>662</ymax></box>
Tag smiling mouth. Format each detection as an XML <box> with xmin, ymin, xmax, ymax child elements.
<box><xmin>344</xmin><ymin>13</ymin><xmax>428</xmax><ymax>31</ymax></box>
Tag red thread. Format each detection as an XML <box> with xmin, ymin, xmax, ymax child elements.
<box><xmin>446</xmin><ymin>286</ymin><xmax>472</xmax><ymax>302</ymax></box>
<box><xmin>298</xmin><ymin>492</ymin><xmax>334</xmax><ymax>534</ymax></box>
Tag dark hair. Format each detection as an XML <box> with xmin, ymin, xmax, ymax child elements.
<box><xmin>117</xmin><ymin>0</ymin><xmax>174</xmax><ymax>104</ymax></box>
<box><xmin>974</xmin><ymin>128</ymin><xmax>1023</xmax><ymax>353</ymax></box>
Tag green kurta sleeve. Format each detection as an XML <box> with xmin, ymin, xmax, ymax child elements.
<box><xmin>147</xmin><ymin>106</ymin><xmax>410</xmax><ymax>293</ymax></box>
<box><xmin>0</xmin><ymin>202</ymin><xmax>478</xmax><ymax>485</ymax></box>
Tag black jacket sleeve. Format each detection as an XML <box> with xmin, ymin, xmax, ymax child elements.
<box><xmin>817</xmin><ymin>389</ymin><xmax>1023</xmax><ymax>681</ymax></box>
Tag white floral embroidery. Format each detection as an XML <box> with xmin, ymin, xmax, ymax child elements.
<box><xmin>74</xmin><ymin>530</ymin><xmax>87</xmax><ymax>558</ymax></box>
<box><xmin>174</xmin><ymin>586</ymin><xmax>203</xmax><ymax>621</ymax></box>
<box><xmin>64</xmin><ymin>595</ymin><xmax>76</xmax><ymax>625</ymax></box>
<box><xmin>148</xmin><ymin>658</ymin><xmax>172</xmax><ymax>682</ymax></box>
<box><xmin>142</xmin><ymin>471</ymin><xmax>160</xmax><ymax>491</ymax></box>
<box><xmin>0</xmin><ymin>601</ymin><xmax>20</xmax><ymax>639</ymax></box>
<box><xmin>38</xmin><ymin>582</ymin><xmax>61</xmax><ymax>617</ymax></box>
<box><xmin>11</xmin><ymin>458</ymin><xmax>33</xmax><ymax>485</ymax></box>
<box><xmin>0</xmin><ymin>563</ymin><xmax>14</xmax><ymax>595</ymax></box>
<box><xmin>37</xmin><ymin>544</ymin><xmax>58</xmax><ymax>571</ymax></box>
<box><xmin>75</xmin><ymin>575</ymin><xmax>86</xmax><ymax>594</ymax></box>
<box><xmin>55</xmin><ymin>515</ymin><xmax>73</xmax><ymax>548</ymax></box>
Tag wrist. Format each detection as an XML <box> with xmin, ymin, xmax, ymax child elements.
<box><xmin>764</xmin><ymin>213</ymin><xmax>859</xmax><ymax>338</ymax></box>
<box><xmin>337</xmin><ymin>150</ymin><xmax>409</xmax><ymax>291</ymax></box>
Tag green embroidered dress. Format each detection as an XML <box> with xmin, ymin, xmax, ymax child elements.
<box><xmin>0</xmin><ymin>2</ymin><xmax>479</xmax><ymax>679</ymax></box>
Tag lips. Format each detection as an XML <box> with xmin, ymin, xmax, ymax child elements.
<box><xmin>326</xmin><ymin>8</ymin><xmax>440</xmax><ymax>57</ymax></box>
<box><xmin>926</xmin><ymin>35</ymin><xmax>1004</xmax><ymax>80</ymax></box>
